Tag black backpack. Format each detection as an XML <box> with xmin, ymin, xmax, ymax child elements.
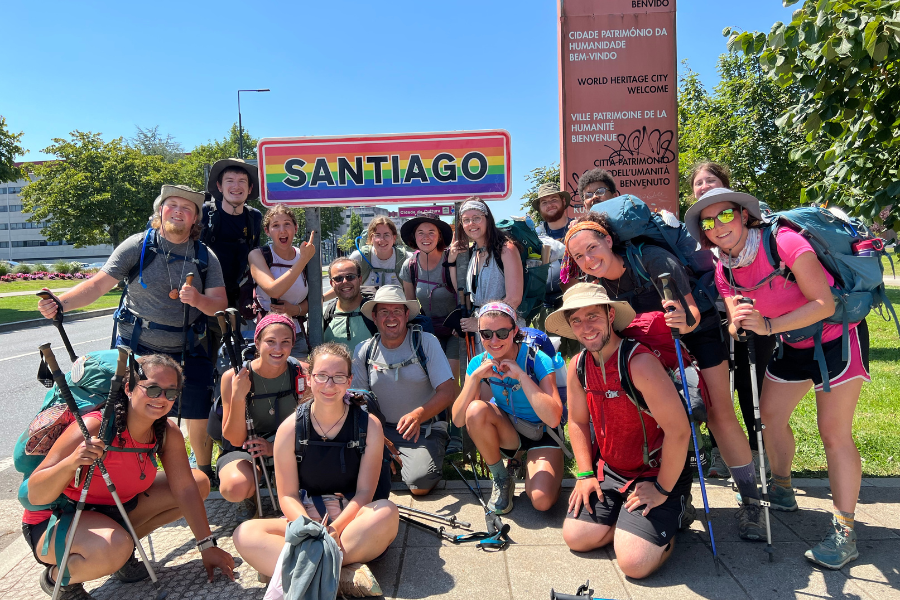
<box><xmin>200</xmin><ymin>199</ymin><xmax>262</xmax><ymax>248</ymax></box>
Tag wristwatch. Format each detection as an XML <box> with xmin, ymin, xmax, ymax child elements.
<box><xmin>196</xmin><ymin>535</ymin><xmax>218</xmax><ymax>552</ymax></box>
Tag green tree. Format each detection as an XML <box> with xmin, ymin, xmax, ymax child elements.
<box><xmin>677</xmin><ymin>53</ymin><xmax>817</xmax><ymax>212</ymax></box>
<box><xmin>520</xmin><ymin>164</ymin><xmax>562</xmax><ymax>223</ymax></box>
<box><xmin>726</xmin><ymin>0</ymin><xmax>900</xmax><ymax>228</ymax></box>
<box><xmin>129</xmin><ymin>125</ymin><xmax>183</xmax><ymax>163</ymax></box>
<box><xmin>20</xmin><ymin>131</ymin><xmax>178</xmax><ymax>247</ymax></box>
<box><xmin>0</xmin><ymin>116</ymin><xmax>27</xmax><ymax>183</ymax></box>
<box><xmin>178</xmin><ymin>123</ymin><xmax>258</xmax><ymax>192</ymax></box>
<box><xmin>338</xmin><ymin>212</ymin><xmax>363</xmax><ymax>252</ymax></box>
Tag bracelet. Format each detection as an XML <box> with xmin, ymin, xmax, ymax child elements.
<box><xmin>654</xmin><ymin>481</ymin><xmax>672</xmax><ymax>496</ymax></box>
<box><xmin>763</xmin><ymin>316</ymin><xmax>773</xmax><ymax>334</ymax></box>
<box><xmin>575</xmin><ymin>470</ymin><xmax>595</xmax><ymax>479</ymax></box>
<box><xmin>196</xmin><ymin>535</ymin><xmax>217</xmax><ymax>552</ymax></box>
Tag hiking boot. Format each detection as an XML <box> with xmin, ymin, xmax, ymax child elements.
<box><xmin>707</xmin><ymin>448</ymin><xmax>729</xmax><ymax>479</ymax></box>
<box><xmin>752</xmin><ymin>450</ymin><xmax>772</xmax><ymax>478</ymax></box>
<box><xmin>111</xmin><ymin>550</ymin><xmax>149</xmax><ymax>583</ymax></box>
<box><xmin>235</xmin><ymin>494</ymin><xmax>258</xmax><ymax>521</ymax></box>
<box><xmin>805</xmin><ymin>517</ymin><xmax>859</xmax><ymax>569</ymax></box>
<box><xmin>40</xmin><ymin>566</ymin><xmax>95</xmax><ymax>599</ymax></box>
<box><xmin>736</xmin><ymin>481</ymin><xmax>799</xmax><ymax>512</ymax></box>
<box><xmin>679</xmin><ymin>492</ymin><xmax>696</xmax><ymax>530</ymax></box>
<box><xmin>736</xmin><ymin>499</ymin><xmax>766</xmax><ymax>542</ymax></box>
<box><xmin>338</xmin><ymin>563</ymin><xmax>382</xmax><ymax>597</ymax></box>
<box><xmin>488</xmin><ymin>476</ymin><xmax>514</xmax><ymax>515</ymax></box>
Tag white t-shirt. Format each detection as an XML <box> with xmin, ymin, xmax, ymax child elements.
<box><xmin>255</xmin><ymin>245</ymin><xmax>310</xmax><ymax>328</ymax></box>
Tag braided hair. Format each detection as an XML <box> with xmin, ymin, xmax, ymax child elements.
<box><xmin>115</xmin><ymin>354</ymin><xmax>182</xmax><ymax>454</ymax></box>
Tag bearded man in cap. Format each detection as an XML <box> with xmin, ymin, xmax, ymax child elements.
<box><xmin>38</xmin><ymin>185</ymin><xmax>227</xmax><ymax>483</ymax></box>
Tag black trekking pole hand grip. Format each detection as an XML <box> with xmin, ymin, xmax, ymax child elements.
<box><xmin>736</xmin><ymin>297</ymin><xmax>754</xmax><ymax>339</ymax></box>
<box><xmin>36</xmin><ymin>289</ymin><xmax>63</xmax><ymax>323</ymax></box>
<box><xmin>39</xmin><ymin>344</ymin><xmax>91</xmax><ymax>440</ymax></box>
<box><xmin>658</xmin><ymin>273</ymin><xmax>683</xmax><ymax>339</ymax></box>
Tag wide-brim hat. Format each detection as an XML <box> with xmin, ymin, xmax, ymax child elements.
<box><xmin>683</xmin><ymin>187</ymin><xmax>767</xmax><ymax>243</ymax></box>
<box><xmin>533</xmin><ymin>182</ymin><xmax>572</xmax><ymax>210</ymax></box>
<box><xmin>360</xmin><ymin>284</ymin><xmax>421</xmax><ymax>321</ymax></box>
<box><xmin>153</xmin><ymin>184</ymin><xmax>206</xmax><ymax>216</ymax></box>
<box><xmin>207</xmin><ymin>158</ymin><xmax>260</xmax><ymax>201</ymax></box>
<box><xmin>545</xmin><ymin>282</ymin><xmax>636</xmax><ymax>340</ymax></box>
<box><xmin>400</xmin><ymin>214</ymin><xmax>453</xmax><ymax>249</ymax></box>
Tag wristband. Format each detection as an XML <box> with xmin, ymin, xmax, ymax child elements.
<box><xmin>763</xmin><ymin>316</ymin><xmax>773</xmax><ymax>334</ymax></box>
<box><xmin>196</xmin><ymin>535</ymin><xmax>217</xmax><ymax>552</ymax></box>
<box><xmin>575</xmin><ymin>470</ymin><xmax>595</xmax><ymax>480</ymax></box>
<box><xmin>653</xmin><ymin>481</ymin><xmax>672</xmax><ymax>496</ymax></box>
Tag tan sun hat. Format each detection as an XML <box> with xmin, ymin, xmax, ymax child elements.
<box><xmin>533</xmin><ymin>181</ymin><xmax>572</xmax><ymax>210</ymax></box>
<box><xmin>360</xmin><ymin>284</ymin><xmax>421</xmax><ymax>321</ymax></box>
<box><xmin>152</xmin><ymin>184</ymin><xmax>205</xmax><ymax>215</ymax></box>
<box><xmin>545</xmin><ymin>282</ymin><xmax>635</xmax><ymax>340</ymax></box>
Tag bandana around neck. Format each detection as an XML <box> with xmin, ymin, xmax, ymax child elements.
<box><xmin>715</xmin><ymin>226</ymin><xmax>761</xmax><ymax>270</ymax></box>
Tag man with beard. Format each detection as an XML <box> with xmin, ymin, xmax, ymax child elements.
<box><xmin>352</xmin><ymin>286</ymin><xmax>455</xmax><ymax>495</ymax></box>
<box><xmin>323</xmin><ymin>257</ymin><xmax>378</xmax><ymax>351</ymax></box>
<box><xmin>37</xmin><ymin>185</ymin><xmax>227</xmax><ymax>484</ymax></box>
<box><xmin>545</xmin><ymin>283</ymin><xmax>691</xmax><ymax>580</ymax></box>
<box><xmin>202</xmin><ymin>158</ymin><xmax>263</xmax><ymax>323</ymax></box>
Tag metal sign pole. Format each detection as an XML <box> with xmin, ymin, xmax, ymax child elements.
<box><xmin>305</xmin><ymin>207</ymin><xmax>323</xmax><ymax>348</ymax></box>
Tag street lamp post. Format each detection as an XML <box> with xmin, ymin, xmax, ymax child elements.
<box><xmin>237</xmin><ymin>88</ymin><xmax>270</xmax><ymax>159</ymax></box>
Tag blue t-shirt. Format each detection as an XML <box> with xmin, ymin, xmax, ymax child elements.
<box><xmin>466</xmin><ymin>342</ymin><xmax>554</xmax><ymax>424</ymax></box>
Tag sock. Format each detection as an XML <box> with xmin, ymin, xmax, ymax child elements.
<box><xmin>487</xmin><ymin>460</ymin><xmax>508</xmax><ymax>482</ymax></box>
<box><xmin>834</xmin><ymin>508</ymin><xmax>855</xmax><ymax>530</ymax></box>
<box><xmin>729</xmin><ymin>461</ymin><xmax>760</xmax><ymax>502</ymax></box>
<box><xmin>772</xmin><ymin>472</ymin><xmax>792</xmax><ymax>491</ymax></box>
<box><xmin>198</xmin><ymin>464</ymin><xmax>214</xmax><ymax>479</ymax></box>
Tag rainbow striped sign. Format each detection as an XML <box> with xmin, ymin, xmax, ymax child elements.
<box><xmin>257</xmin><ymin>130</ymin><xmax>511</xmax><ymax>207</ymax></box>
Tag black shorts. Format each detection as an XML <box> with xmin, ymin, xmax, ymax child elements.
<box><xmin>682</xmin><ymin>320</ymin><xmax>728</xmax><ymax>370</ymax></box>
<box><xmin>23</xmin><ymin>495</ymin><xmax>139</xmax><ymax>565</ymax></box>
<box><xmin>499</xmin><ymin>429</ymin><xmax>562</xmax><ymax>460</ymax></box>
<box><xmin>766</xmin><ymin>321</ymin><xmax>870</xmax><ymax>391</ymax></box>
<box><xmin>566</xmin><ymin>464</ymin><xmax>692</xmax><ymax>547</ymax></box>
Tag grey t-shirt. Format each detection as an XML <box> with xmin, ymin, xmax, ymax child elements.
<box><xmin>351</xmin><ymin>328</ymin><xmax>453</xmax><ymax>424</ymax></box>
<box><xmin>399</xmin><ymin>253</ymin><xmax>456</xmax><ymax>319</ymax></box>
<box><xmin>103</xmin><ymin>231</ymin><xmax>225</xmax><ymax>351</ymax></box>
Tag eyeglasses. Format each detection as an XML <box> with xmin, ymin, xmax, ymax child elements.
<box><xmin>331</xmin><ymin>273</ymin><xmax>359</xmax><ymax>283</ymax></box>
<box><xmin>376</xmin><ymin>308</ymin><xmax>408</xmax><ymax>318</ymax></box>
<box><xmin>582</xmin><ymin>188</ymin><xmax>609</xmax><ymax>200</ymax></box>
<box><xmin>310</xmin><ymin>373</ymin><xmax>350</xmax><ymax>385</ymax></box>
<box><xmin>479</xmin><ymin>328</ymin><xmax>513</xmax><ymax>341</ymax></box>
<box><xmin>137</xmin><ymin>384</ymin><xmax>179</xmax><ymax>401</ymax></box>
<box><xmin>700</xmin><ymin>208</ymin><xmax>737</xmax><ymax>231</ymax></box>
<box><xmin>461</xmin><ymin>216</ymin><xmax>484</xmax><ymax>226</ymax></box>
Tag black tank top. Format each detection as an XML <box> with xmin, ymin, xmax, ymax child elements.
<box><xmin>297</xmin><ymin>405</ymin><xmax>364</xmax><ymax>498</ymax></box>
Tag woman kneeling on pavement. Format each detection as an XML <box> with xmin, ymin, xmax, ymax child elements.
<box><xmin>452</xmin><ymin>301</ymin><xmax>564</xmax><ymax>515</ymax></box>
<box><xmin>562</xmin><ymin>210</ymin><xmax>767</xmax><ymax>541</ymax></box>
<box><xmin>233</xmin><ymin>342</ymin><xmax>398</xmax><ymax>597</ymax></box>
<box><xmin>685</xmin><ymin>188</ymin><xmax>869</xmax><ymax>570</ymax></box>
<box><xmin>218</xmin><ymin>313</ymin><xmax>304</xmax><ymax>516</ymax></box>
<box><xmin>23</xmin><ymin>354</ymin><xmax>234</xmax><ymax>600</ymax></box>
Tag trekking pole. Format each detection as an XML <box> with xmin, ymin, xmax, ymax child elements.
<box><xmin>50</xmin><ymin>347</ymin><xmax>127</xmax><ymax>600</ymax></box>
<box><xmin>398</xmin><ymin>505</ymin><xmax>471</xmax><ymax>529</ymax></box>
<box><xmin>736</xmin><ymin>296</ymin><xmax>775</xmax><ymax>562</ymax></box>
<box><xmin>35</xmin><ymin>290</ymin><xmax>77</xmax><ymax>363</ymax></box>
<box><xmin>450</xmin><ymin>461</ymin><xmax>507</xmax><ymax>538</ymax></box>
<box><xmin>177</xmin><ymin>273</ymin><xmax>195</xmax><ymax>426</ymax></box>
<box><xmin>657</xmin><ymin>274</ymin><xmax>721</xmax><ymax>575</ymax></box>
<box><xmin>227</xmin><ymin>310</ymin><xmax>278</xmax><ymax>515</ymax></box>
<box><xmin>38</xmin><ymin>344</ymin><xmax>168</xmax><ymax>600</ymax></box>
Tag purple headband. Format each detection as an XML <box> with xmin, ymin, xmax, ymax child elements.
<box><xmin>255</xmin><ymin>313</ymin><xmax>297</xmax><ymax>344</ymax></box>
<box><xmin>477</xmin><ymin>302</ymin><xmax>518</xmax><ymax>323</ymax></box>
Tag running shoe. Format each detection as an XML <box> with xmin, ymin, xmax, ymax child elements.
<box><xmin>488</xmin><ymin>476</ymin><xmax>514</xmax><ymax>515</ymax></box>
<box><xmin>736</xmin><ymin>499</ymin><xmax>766</xmax><ymax>541</ymax></box>
<box><xmin>236</xmin><ymin>494</ymin><xmax>258</xmax><ymax>521</ymax></box>
<box><xmin>111</xmin><ymin>550</ymin><xmax>149</xmax><ymax>583</ymax></box>
<box><xmin>40</xmin><ymin>566</ymin><xmax>95</xmax><ymax>599</ymax></box>
<box><xmin>805</xmin><ymin>517</ymin><xmax>859</xmax><ymax>569</ymax></box>
<box><xmin>707</xmin><ymin>448</ymin><xmax>730</xmax><ymax>479</ymax></box>
<box><xmin>338</xmin><ymin>563</ymin><xmax>383</xmax><ymax>597</ymax></box>
<box><xmin>445</xmin><ymin>435</ymin><xmax>463</xmax><ymax>455</ymax></box>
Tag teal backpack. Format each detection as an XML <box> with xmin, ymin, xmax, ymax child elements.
<box><xmin>723</xmin><ymin>206</ymin><xmax>899</xmax><ymax>391</ymax></box>
<box><xmin>493</xmin><ymin>219</ymin><xmax>550</xmax><ymax>323</ymax></box>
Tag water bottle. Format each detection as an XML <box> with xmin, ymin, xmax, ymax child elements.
<box><xmin>852</xmin><ymin>239</ymin><xmax>876</xmax><ymax>257</ymax></box>
<box><xmin>525</xmin><ymin>215</ymin><xmax>536</xmax><ymax>230</ymax></box>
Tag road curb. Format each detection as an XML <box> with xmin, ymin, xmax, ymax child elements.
<box><xmin>0</xmin><ymin>308</ymin><xmax>116</xmax><ymax>334</ymax></box>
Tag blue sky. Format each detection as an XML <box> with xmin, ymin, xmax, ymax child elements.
<box><xmin>5</xmin><ymin>1</ymin><xmax>795</xmax><ymax>219</ymax></box>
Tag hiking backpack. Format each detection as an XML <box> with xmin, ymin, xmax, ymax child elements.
<box><xmin>361</xmin><ymin>324</ymin><xmax>430</xmax><ymax>389</ymax></box>
<box><xmin>323</xmin><ymin>292</ymin><xmax>379</xmax><ymax>341</ymax></box>
<box><xmin>591</xmin><ymin>195</ymin><xmax>718</xmax><ymax>315</ymax></box>
<box><xmin>294</xmin><ymin>389</ymin><xmax>393</xmax><ymax>502</ymax></box>
<box><xmin>201</xmin><ymin>199</ymin><xmax>263</xmax><ymax>319</ymax></box>
<box><xmin>354</xmin><ymin>237</ymin><xmax>410</xmax><ymax>288</ymax></box>
<box><xmin>408</xmin><ymin>249</ymin><xmax>456</xmax><ymax>337</ymax></box>
<box><xmin>722</xmin><ymin>206</ymin><xmax>899</xmax><ymax>391</ymax></box>
<box><xmin>111</xmin><ymin>228</ymin><xmax>210</xmax><ymax>349</ymax></box>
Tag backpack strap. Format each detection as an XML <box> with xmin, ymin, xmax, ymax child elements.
<box><xmin>616</xmin><ymin>338</ymin><xmax>654</xmax><ymax>467</ymax></box>
<box><xmin>576</xmin><ymin>349</ymin><xmax>587</xmax><ymax>389</ymax></box>
<box><xmin>294</xmin><ymin>402</ymin><xmax>311</xmax><ymax>463</ymax></box>
<box><xmin>365</xmin><ymin>325</ymin><xmax>428</xmax><ymax>384</ymax></box>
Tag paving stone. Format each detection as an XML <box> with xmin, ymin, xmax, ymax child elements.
<box><xmin>843</xmin><ymin>539</ymin><xmax>900</xmax><ymax>600</ymax></box>
<box><xmin>505</xmin><ymin>545</ymin><xmax>625</xmax><ymax>600</ymax></box>
<box><xmin>395</xmin><ymin>544</ymin><xmax>510</xmax><ymax>600</ymax></box>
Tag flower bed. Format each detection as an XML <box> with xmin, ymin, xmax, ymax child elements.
<box><xmin>0</xmin><ymin>272</ymin><xmax>93</xmax><ymax>283</ymax></box>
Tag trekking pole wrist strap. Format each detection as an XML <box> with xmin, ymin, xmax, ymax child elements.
<box><xmin>653</xmin><ymin>481</ymin><xmax>672</xmax><ymax>496</ymax></box>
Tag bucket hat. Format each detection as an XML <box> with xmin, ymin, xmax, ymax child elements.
<box><xmin>360</xmin><ymin>285</ymin><xmax>421</xmax><ymax>320</ymax></box>
<box><xmin>153</xmin><ymin>184</ymin><xmax>206</xmax><ymax>215</ymax></box>
<box><xmin>400</xmin><ymin>213</ymin><xmax>453</xmax><ymax>249</ymax></box>
<box><xmin>545</xmin><ymin>282</ymin><xmax>635</xmax><ymax>340</ymax></box>
<box><xmin>683</xmin><ymin>187</ymin><xmax>767</xmax><ymax>243</ymax></box>
<box><xmin>207</xmin><ymin>158</ymin><xmax>260</xmax><ymax>201</ymax></box>
<box><xmin>533</xmin><ymin>182</ymin><xmax>572</xmax><ymax>210</ymax></box>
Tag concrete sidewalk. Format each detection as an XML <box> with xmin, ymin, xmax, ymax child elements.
<box><xmin>0</xmin><ymin>478</ymin><xmax>897</xmax><ymax>600</ymax></box>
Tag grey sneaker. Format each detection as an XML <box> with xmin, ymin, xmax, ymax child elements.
<box><xmin>805</xmin><ymin>517</ymin><xmax>859</xmax><ymax>569</ymax></box>
<box><xmin>40</xmin><ymin>566</ymin><xmax>95</xmax><ymax>599</ymax></box>
<box><xmin>488</xmin><ymin>476</ymin><xmax>514</xmax><ymax>514</ymax></box>
<box><xmin>112</xmin><ymin>550</ymin><xmax>149</xmax><ymax>583</ymax></box>
<box><xmin>679</xmin><ymin>492</ymin><xmax>696</xmax><ymax>530</ymax></box>
<box><xmin>707</xmin><ymin>448</ymin><xmax>730</xmax><ymax>478</ymax></box>
<box><xmin>736</xmin><ymin>499</ymin><xmax>766</xmax><ymax>542</ymax></box>
<box><xmin>338</xmin><ymin>563</ymin><xmax>382</xmax><ymax>597</ymax></box>
<box><xmin>736</xmin><ymin>480</ymin><xmax>799</xmax><ymax>512</ymax></box>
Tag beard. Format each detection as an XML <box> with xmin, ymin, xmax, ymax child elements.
<box><xmin>163</xmin><ymin>220</ymin><xmax>187</xmax><ymax>237</ymax></box>
<box><xmin>541</xmin><ymin>205</ymin><xmax>565</xmax><ymax>222</ymax></box>
<box><xmin>580</xmin><ymin>327</ymin><xmax>611</xmax><ymax>354</ymax></box>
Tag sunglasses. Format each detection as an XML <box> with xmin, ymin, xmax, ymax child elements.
<box><xmin>582</xmin><ymin>188</ymin><xmax>609</xmax><ymax>200</ymax></box>
<box><xmin>331</xmin><ymin>274</ymin><xmax>359</xmax><ymax>283</ymax></box>
<box><xmin>137</xmin><ymin>384</ymin><xmax>179</xmax><ymax>401</ymax></box>
<box><xmin>700</xmin><ymin>208</ymin><xmax>737</xmax><ymax>231</ymax></box>
<box><xmin>479</xmin><ymin>328</ymin><xmax>513</xmax><ymax>341</ymax></box>
<box><xmin>310</xmin><ymin>373</ymin><xmax>349</xmax><ymax>385</ymax></box>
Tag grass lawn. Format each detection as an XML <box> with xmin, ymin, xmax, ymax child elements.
<box><xmin>882</xmin><ymin>246</ymin><xmax>897</xmax><ymax>276</ymax></box>
<box><xmin>0</xmin><ymin>289</ymin><xmax>121</xmax><ymax>324</ymax></box>
<box><xmin>0</xmin><ymin>280</ymin><xmax>83</xmax><ymax>293</ymax></box>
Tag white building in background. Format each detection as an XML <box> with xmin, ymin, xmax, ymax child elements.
<box><xmin>1</xmin><ymin>174</ymin><xmax>113</xmax><ymax>264</ymax></box>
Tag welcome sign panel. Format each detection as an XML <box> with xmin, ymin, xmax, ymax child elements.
<box><xmin>258</xmin><ymin>130</ymin><xmax>511</xmax><ymax>207</ymax></box>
